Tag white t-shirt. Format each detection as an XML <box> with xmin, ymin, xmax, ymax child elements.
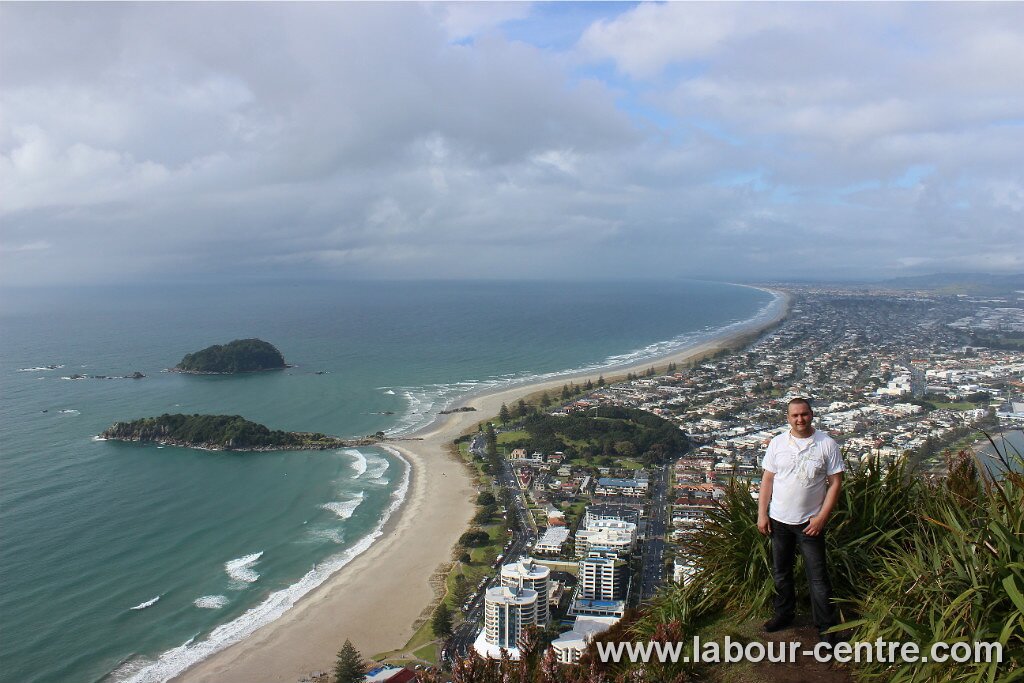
<box><xmin>762</xmin><ymin>429</ymin><xmax>844</xmax><ymax>524</ymax></box>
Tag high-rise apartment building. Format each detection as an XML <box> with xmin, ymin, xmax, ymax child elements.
<box><xmin>500</xmin><ymin>558</ymin><xmax>550</xmax><ymax>626</ymax></box>
<box><xmin>577</xmin><ymin>555</ymin><xmax>628</xmax><ymax>601</ymax></box>
<box><xmin>474</xmin><ymin>585</ymin><xmax>539</xmax><ymax>659</ymax></box>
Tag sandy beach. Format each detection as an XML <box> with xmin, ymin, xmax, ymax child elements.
<box><xmin>175</xmin><ymin>288</ymin><xmax>790</xmax><ymax>683</ymax></box>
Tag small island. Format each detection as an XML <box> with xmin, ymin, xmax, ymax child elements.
<box><xmin>172</xmin><ymin>339</ymin><xmax>287</xmax><ymax>374</ymax></box>
<box><xmin>100</xmin><ymin>414</ymin><xmax>380</xmax><ymax>451</ymax></box>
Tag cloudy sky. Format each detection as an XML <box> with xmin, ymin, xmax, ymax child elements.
<box><xmin>1</xmin><ymin>2</ymin><xmax>1022</xmax><ymax>286</ymax></box>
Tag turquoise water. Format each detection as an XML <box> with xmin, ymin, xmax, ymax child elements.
<box><xmin>0</xmin><ymin>280</ymin><xmax>774</xmax><ymax>682</ymax></box>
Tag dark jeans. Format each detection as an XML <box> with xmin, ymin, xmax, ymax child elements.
<box><xmin>770</xmin><ymin>518</ymin><xmax>837</xmax><ymax>631</ymax></box>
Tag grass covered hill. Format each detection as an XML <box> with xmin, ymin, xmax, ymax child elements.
<box><xmin>173</xmin><ymin>338</ymin><xmax>287</xmax><ymax>373</ymax></box>
<box><xmin>100</xmin><ymin>414</ymin><xmax>368</xmax><ymax>451</ymax></box>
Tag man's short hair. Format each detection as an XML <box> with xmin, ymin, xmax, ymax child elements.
<box><xmin>787</xmin><ymin>397</ymin><xmax>813</xmax><ymax>415</ymax></box>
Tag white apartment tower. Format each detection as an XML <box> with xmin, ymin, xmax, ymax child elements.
<box><xmin>500</xmin><ymin>558</ymin><xmax>550</xmax><ymax>626</ymax></box>
<box><xmin>474</xmin><ymin>585</ymin><xmax>539</xmax><ymax>659</ymax></box>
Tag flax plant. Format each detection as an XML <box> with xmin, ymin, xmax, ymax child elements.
<box><xmin>846</xmin><ymin>447</ymin><xmax>1024</xmax><ymax>683</ymax></box>
<box><xmin>642</xmin><ymin>452</ymin><xmax>925</xmax><ymax>632</ymax></box>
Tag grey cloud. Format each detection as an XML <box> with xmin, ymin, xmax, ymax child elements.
<box><xmin>0</xmin><ymin>2</ymin><xmax>1021</xmax><ymax>285</ymax></box>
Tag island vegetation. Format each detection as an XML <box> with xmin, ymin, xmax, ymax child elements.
<box><xmin>100</xmin><ymin>414</ymin><xmax>379</xmax><ymax>451</ymax></box>
<box><xmin>173</xmin><ymin>338</ymin><xmax>287</xmax><ymax>374</ymax></box>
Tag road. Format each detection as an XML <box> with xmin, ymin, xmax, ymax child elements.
<box><xmin>444</xmin><ymin>433</ymin><xmax>536</xmax><ymax>662</ymax></box>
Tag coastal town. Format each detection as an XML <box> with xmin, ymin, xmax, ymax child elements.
<box><xmin>351</xmin><ymin>284</ymin><xmax>1024</xmax><ymax>683</ymax></box>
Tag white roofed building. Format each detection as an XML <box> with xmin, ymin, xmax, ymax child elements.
<box><xmin>549</xmin><ymin>616</ymin><xmax>619</xmax><ymax>664</ymax></box>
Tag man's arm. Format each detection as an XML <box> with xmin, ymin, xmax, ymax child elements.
<box><xmin>804</xmin><ymin>472</ymin><xmax>842</xmax><ymax>536</ymax></box>
<box><xmin>757</xmin><ymin>470</ymin><xmax>774</xmax><ymax>535</ymax></box>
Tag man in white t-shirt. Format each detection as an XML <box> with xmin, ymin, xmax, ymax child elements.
<box><xmin>757</xmin><ymin>397</ymin><xmax>844</xmax><ymax>640</ymax></box>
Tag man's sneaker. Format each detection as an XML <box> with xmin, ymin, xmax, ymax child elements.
<box><xmin>763</xmin><ymin>615</ymin><xmax>793</xmax><ymax>632</ymax></box>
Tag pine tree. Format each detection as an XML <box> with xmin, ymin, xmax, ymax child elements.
<box><xmin>333</xmin><ymin>639</ymin><xmax>366</xmax><ymax>683</ymax></box>
<box><xmin>540</xmin><ymin>391</ymin><xmax>551</xmax><ymax>408</ymax></box>
<box><xmin>597</xmin><ymin>375</ymin><xmax>605</xmax><ymax>387</ymax></box>
<box><xmin>499</xmin><ymin>403</ymin><xmax>510</xmax><ymax>425</ymax></box>
<box><xmin>516</xmin><ymin>399</ymin><xmax>529</xmax><ymax>418</ymax></box>
<box><xmin>432</xmin><ymin>602</ymin><xmax>453</xmax><ymax>638</ymax></box>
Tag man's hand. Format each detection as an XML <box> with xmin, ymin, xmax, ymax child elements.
<box><xmin>803</xmin><ymin>514</ymin><xmax>826</xmax><ymax>536</ymax></box>
<box><xmin>804</xmin><ymin>473</ymin><xmax>842</xmax><ymax>537</ymax></box>
<box><xmin>758</xmin><ymin>470</ymin><xmax>775</xmax><ymax>536</ymax></box>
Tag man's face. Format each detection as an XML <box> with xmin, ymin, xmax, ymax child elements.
<box><xmin>787</xmin><ymin>402</ymin><xmax>814</xmax><ymax>437</ymax></box>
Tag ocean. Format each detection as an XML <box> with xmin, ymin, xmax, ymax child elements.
<box><xmin>0</xmin><ymin>279</ymin><xmax>776</xmax><ymax>682</ymax></box>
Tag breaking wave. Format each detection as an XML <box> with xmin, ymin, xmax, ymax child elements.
<box><xmin>345</xmin><ymin>449</ymin><xmax>367</xmax><ymax>477</ymax></box>
<box><xmin>320</xmin><ymin>492</ymin><xmax>364</xmax><ymax>520</ymax></box>
<box><xmin>194</xmin><ymin>595</ymin><xmax>229</xmax><ymax>610</ymax></box>
<box><xmin>224</xmin><ymin>551</ymin><xmax>263</xmax><ymax>584</ymax></box>
<box><xmin>129</xmin><ymin>596</ymin><xmax>160</xmax><ymax>611</ymax></box>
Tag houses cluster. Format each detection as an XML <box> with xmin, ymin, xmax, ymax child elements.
<box><xmin>467</xmin><ymin>286</ymin><xmax>1022</xmax><ymax>672</ymax></box>
<box><xmin>561</xmin><ymin>290</ymin><xmax>1022</xmax><ymax>478</ymax></box>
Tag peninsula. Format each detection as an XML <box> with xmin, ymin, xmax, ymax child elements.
<box><xmin>172</xmin><ymin>338</ymin><xmax>287</xmax><ymax>374</ymax></box>
<box><xmin>100</xmin><ymin>414</ymin><xmax>379</xmax><ymax>451</ymax></box>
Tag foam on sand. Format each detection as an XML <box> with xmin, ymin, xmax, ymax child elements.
<box><xmin>224</xmin><ymin>551</ymin><xmax>263</xmax><ymax>584</ymax></box>
<box><xmin>115</xmin><ymin>448</ymin><xmax>411</xmax><ymax>683</ymax></box>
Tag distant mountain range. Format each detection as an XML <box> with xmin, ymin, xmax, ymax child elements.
<box><xmin>754</xmin><ymin>272</ymin><xmax>1024</xmax><ymax>296</ymax></box>
<box><xmin>871</xmin><ymin>273</ymin><xmax>1024</xmax><ymax>296</ymax></box>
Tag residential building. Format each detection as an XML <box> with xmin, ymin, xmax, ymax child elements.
<box><xmin>474</xmin><ymin>585</ymin><xmax>539</xmax><ymax>660</ymax></box>
<box><xmin>500</xmin><ymin>558</ymin><xmax>550</xmax><ymax>626</ymax></box>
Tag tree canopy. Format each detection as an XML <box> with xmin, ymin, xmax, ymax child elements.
<box><xmin>333</xmin><ymin>639</ymin><xmax>366</xmax><ymax>683</ymax></box>
<box><xmin>432</xmin><ymin>602</ymin><xmax>453</xmax><ymax>638</ymax></box>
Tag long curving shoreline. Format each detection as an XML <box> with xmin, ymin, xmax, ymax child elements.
<box><xmin>173</xmin><ymin>287</ymin><xmax>791</xmax><ymax>683</ymax></box>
